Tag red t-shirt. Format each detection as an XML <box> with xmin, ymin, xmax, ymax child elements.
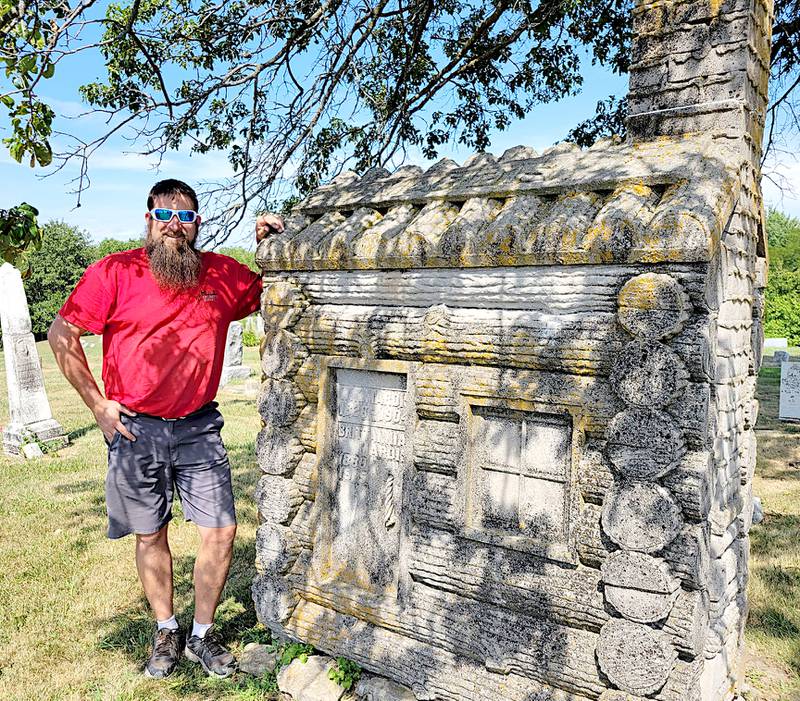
<box><xmin>59</xmin><ymin>248</ymin><xmax>262</xmax><ymax>418</ymax></box>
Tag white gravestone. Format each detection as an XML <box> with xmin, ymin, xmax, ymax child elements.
<box><xmin>765</xmin><ymin>337</ymin><xmax>789</xmax><ymax>349</ymax></box>
<box><xmin>220</xmin><ymin>321</ymin><xmax>252</xmax><ymax>386</ymax></box>
<box><xmin>0</xmin><ymin>263</ymin><xmax>67</xmax><ymax>455</ymax></box>
<box><xmin>779</xmin><ymin>361</ymin><xmax>800</xmax><ymax>422</ymax></box>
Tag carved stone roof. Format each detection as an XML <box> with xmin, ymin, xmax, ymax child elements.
<box><xmin>256</xmin><ymin>135</ymin><xmax>744</xmax><ymax>272</ymax></box>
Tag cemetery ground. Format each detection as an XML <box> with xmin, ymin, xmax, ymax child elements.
<box><xmin>0</xmin><ymin>342</ymin><xmax>797</xmax><ymax>701</ymax></box>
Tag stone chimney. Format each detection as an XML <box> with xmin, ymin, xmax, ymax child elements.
<box><xmin>627</xmin><ymin>0</ymin><xmax>774</xmax><ymax>164</ymax></box>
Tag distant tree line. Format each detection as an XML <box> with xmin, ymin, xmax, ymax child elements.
<box><xmin>764</xmin><ymin>208</ymin><xmax>800</xmax><ymax>346</ymax></box>
<box><xmin>20</xmin><ymin>221</ymin><xmax>257</xmax><ymax>339</ymax></box>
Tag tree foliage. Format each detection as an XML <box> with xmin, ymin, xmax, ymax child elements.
<box><xmin>764</xmin><ymin>207</ymin><xmax>800</xmax><ymax>345</ymax></box>
<box><xmin>767</xmin><ymin>207</ymin><xmax>800</xmax><ymax>262</ymax></box>
<box><xmin>1</xmin><ymin>0</ymin><xmax>797</xmax><ymax>250</ymax></box>
<box><xmin>0</xmin><ymin>203</ymin><xmax>42</xmax><ymax>273</ymax></box>
<box><xmin>1</xmin><ymin>0</ymin><xmax>634</xmax><ymax>245</ymax></box>
<box><xmin>22</xmin><ymin>221</ymin><xmax>93</xmax><ymax>337</ymax></box>
<box><xmin>91</xmin><ymin>237</ymin><xmax>142</xmax><ymax>260</ymax></box>
<box><xmin>217</xmin><ymin>246</ymin><xmax>257</xmax><ymax>271</ymax></box>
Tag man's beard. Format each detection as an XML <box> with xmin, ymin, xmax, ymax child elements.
<box><xmin>145</xmin><ymin>230</ymin><xmax>202</xmax><ymax>290</ymax></box>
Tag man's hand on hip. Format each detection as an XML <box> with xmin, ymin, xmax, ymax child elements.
<box><xmin>256</xmin><ymin>213</ymin><xmax>285</xmax><ymax>242</ymax></box>
<box><xmin>93</xmin><ymin>398</ymin><xmax>137</xmax><ymax>442</ymax></box>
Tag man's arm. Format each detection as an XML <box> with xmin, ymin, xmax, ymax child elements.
<box><xmin>47</xmin><ymin>314</ymin><xmax>136</xmax><ymax>442</ymax></box>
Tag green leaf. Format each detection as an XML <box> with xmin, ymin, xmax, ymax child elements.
<box><xmin>8</xmin><ymin>140</ymin><xmax>24</xmax><ymax>163</ymax></box>
<box><xmin>33</xmin><ymin>142</ymin><xmax>52</xmax><ymax>166</ymax></box>
<box><xmin>18</xmin><ymin>55</ymin><xmax>36</xmax><ymax>75</ymax></box>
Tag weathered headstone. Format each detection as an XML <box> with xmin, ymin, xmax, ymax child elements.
<box><xmin>243</xmin><ymin>313</ymin><xmax>265</xmax><ymax>338</ymax></box>
<box><xmin>0</xmin><ymin>263</ymin><xmax>67</xmax><ymax>456</ymax></box>
<box><xmin>220</xmin><ymin>321</ymin><xmax>252</xmax><ymax>386</ymax></box>
<box><xmin>752</xmin><ymin>496</ymin><xmax>764</xmax><ymax>525</ymax></box>
<box><xmin>779</xmin><ymin>362</ymin><xmax>800</xmax><ymax>422</ymax></box>
<box><xmin>253</xmin><ymin>1</ymin><xmax>773</xmax><ymax>699</ymax></box>
<box><xmin>773</xmin><ymin>350</ymin><xmax>790</xmax><ymax>364</ymax></box>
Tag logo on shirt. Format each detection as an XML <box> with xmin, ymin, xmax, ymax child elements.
<box><xmin>199</xmin><ymin>289</ymin><xmax>217</xmax><ymax>302</ymax></box>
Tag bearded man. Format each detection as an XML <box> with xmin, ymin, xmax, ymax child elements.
<box><xmin>48</xmin><ymin>179</ymin><xmax>283</xmax><ymax>679</ymax></box>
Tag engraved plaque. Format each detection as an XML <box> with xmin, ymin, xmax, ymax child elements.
<box><xmin>780</xmin><ymin>361</ymin><xmax>800</xmax><ymax>421</ymax></box>
<box><xmin>313</xmin><ymin>367</ymin><xmax>409</xmax><ymax>595</ymax></box>
<box><xmin>470</xmin><ymin>407</ymin><xmax>572</xmax><ymax>548</ymax></box>
<box><xmin>14</xmin><ymin>336</ymin><xmax>49</xmax><ymax>425</ymax></box>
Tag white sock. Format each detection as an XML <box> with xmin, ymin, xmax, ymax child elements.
<box><xmin>192</xmin><ymin>620</ymin><xmax>212</xmax><ymax>639</ymax></box>
<box><xmin>157</xmin><ymin>615</ymin><xmax>179</xmax><ymax>631</ymax></box>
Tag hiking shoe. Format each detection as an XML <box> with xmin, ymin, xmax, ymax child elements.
<box><xmin>185</xmin><ymin>630</ymin><xmax>237</xmax><ymax>678</ymax></box>
<box><xmin>144</xmin><ymin>627</ymin><xmax>182</xmax><ymax>679</ymax></box>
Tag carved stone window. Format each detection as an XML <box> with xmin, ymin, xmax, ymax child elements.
<box><xmin>467</xmin><ymin>406</ymin><xmax>573</xmax><ymax>558</ymax></box>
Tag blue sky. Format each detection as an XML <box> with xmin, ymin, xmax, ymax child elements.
<box><xmin>1</xmin><ymin>54</ymin><xmax>798</xmax><ymax>248</ymax></box>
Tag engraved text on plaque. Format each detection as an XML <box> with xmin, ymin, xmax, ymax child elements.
<box><xmin>317</xmin><ymin>368</ymin><xmax>408</xmax><ymax>594</ymax></box>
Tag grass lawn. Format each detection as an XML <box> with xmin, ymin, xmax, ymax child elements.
<box><xmin>746</xmin><ymin>365</ymin><xmax>800</xmax><ymax>700</ymax></box>
<box><xmin>0</xmin><ymin>339</ymin><xmax>277</xmax><ymax>701</ymax></box>
<box><xmin>0</xmin><ymin>341</ymin><xmax>799</xmax><ymax>700</ymax></box>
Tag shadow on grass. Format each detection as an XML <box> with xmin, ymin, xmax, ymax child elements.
<box><xmin>91</xmin><ymin>444</ymin><xmax>273</xmax><ymax>696</ymax></box>
<box><xmin>749</xmin><ymin>516</ymin><xmax>800</xmax><ymax>676</ymax></box>
<box><xmin>51</xmin><ymin>477</ymin><xmax>108</xmax><ymax>551</ymax></box>
<box><xmin>53</xmin><ymin>478</ymin><xmax>104</xmax><ymax>495</ymax></box>
<box><xmin>94</xmin><ymin>536</ymin><xmax>277</xmax><ymax>697</ymax></box>
<box><xmin>749</xmin><ymin>605</ymin><xmax>800</xmax><ymax>639</ymax></box>
<box><xmin>751</xmin><ymin>513</ymin><xmax>800</xmax><ymax>558</ymax></box>
<box><xmin>222</xmin><ymin>398</ymin><xmax>262</xmax><ymax>409</ymax></box>
<box><xmin>68</xmin><ymin>424</ymin><xmax>99</xmax><ymax>442</ymax></box>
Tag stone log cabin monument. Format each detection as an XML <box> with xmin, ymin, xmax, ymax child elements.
<box><xmin>252</xmin><ymin>0</ymin><xmax>773</xmax><ymax>699</ymax></box>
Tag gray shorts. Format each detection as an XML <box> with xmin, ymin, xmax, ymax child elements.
<box><xmin>105</xmin><ymin>402</ymin><xmax>236</xmax><ymax>539</ymax></box>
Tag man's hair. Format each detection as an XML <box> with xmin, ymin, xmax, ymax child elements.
<box><xmin>147</xmin><ymin>179</ymin><xmax>199</xmax><ymax>212</ymax></box>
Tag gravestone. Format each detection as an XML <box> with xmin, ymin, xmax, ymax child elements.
<box><xmin>0</xmin><ymin>263</ymin><xmax>67</xmax><ymax>455</ymax></box>
<box><xmin>253</xmin><ymin>1</ymin><xmax>773</xmax><ymax>700</ymax></box>
<box><xmin>243</xmin><ymin>313</ymin><xmax>265</xmax><ymax>338</ymax></box>
<box><xmin>764</xmin><ymin>337</ymin><xmax>788</xmax><ymax>349</ymax></box>
<box><xmin>779</xmin><ymin>362</ymin><xmax>800</xmax><ymax>422</ymax></box>
<box><xmin>220</xmin><ymin>321</ymin><xmax>252</xmax><ymax>386</ymax></box>
<box><xmin>774</xmin><ymin>350</ymin><xmax>790</xmax><ymax>364</ymax></box>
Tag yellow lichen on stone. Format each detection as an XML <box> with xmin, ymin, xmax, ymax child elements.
<box><xmin>263</xmin><ymin>280</ymin><xmax>298</xmax><ymax>307</ymax></box>
<box><xmin>621</xmin><ymin>279</ymin><xmax>658</xmax><ymax>311</ymax></box>
<box><xmin>531</xmin><ymin>191</ymin><xmax>602</xmax><ymax>265</ymax></box>
<box><xmin>435</xmin><ymin>197</ymin><xmax>502</xmax><ymax>264</ymax></box>
<box><xmin>580</xmin><ymin>220</ymin><xmax>616</xmax><ymax>265</ymax></box>
<box><xmin>262</xmin><ymin>280</ymin><xmax>308</xmax><ymax>328</ymax></box>
<box><xmin>628</xmin><ymin>183</ymin><xmax>654</xmax><ymax>198</ymax></box>
<box><xmin>386</xmin><ymin>230</ymin><xmax>429</xmax><ymax>261</ymax></box>
<box><xmin>397</xmin><ymin>201</ymin><xmax>460</xmax><ymax>252</ymax></box>
<box><xmin>350</xmin><ymin>203</ymin><xmax>418</xmax><ymax>263</ymax></box>
<box><xmin>585</xmin><ymin>183</ymin><xmax>659</xmax><ymax>264</ymax></box>
<box><xmin>617</xmin><ymin>271</ymin><xmax>690</xmax><ymax>339</ymax></box>
<box><xmin>320</xmin><ymin>207</ymin><xmax>384</xmax><ymax>266</ymax></box>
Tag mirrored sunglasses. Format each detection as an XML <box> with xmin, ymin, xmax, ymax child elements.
<box><xmin>149</xmin><ymin>208</ymin><xmax>198</xmax><ymax>223</ymax></box>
